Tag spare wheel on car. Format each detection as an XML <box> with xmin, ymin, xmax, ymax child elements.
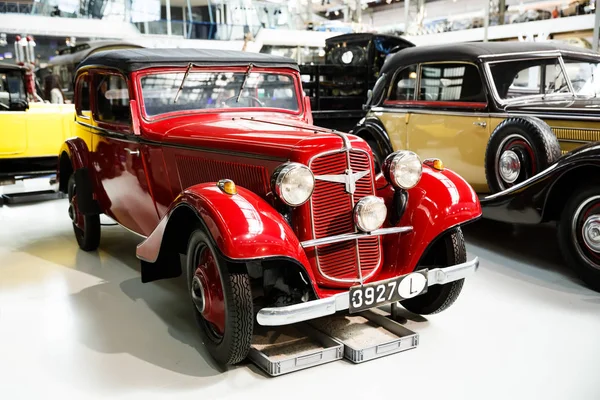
<box><xmin>484</xmin><ymin>116</ymin><xmax>561</xmax><ymax>193</ymax></box>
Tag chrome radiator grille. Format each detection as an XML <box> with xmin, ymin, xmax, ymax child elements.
<box><xmin>309</xmin><ymin>150</ymin><xmax>381</xmax><ymax>283</ymax></box>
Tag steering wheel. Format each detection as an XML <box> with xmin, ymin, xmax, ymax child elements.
<box><xmin>223</xmin><ymin>95</ymin><xmax>264</xmax><ymax>108</ymax></box>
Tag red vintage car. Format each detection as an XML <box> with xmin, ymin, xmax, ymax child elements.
<box><xmin>58</xmin><ymin>49</ymin><xmax>481</xmax><ymax>366</ymax></box>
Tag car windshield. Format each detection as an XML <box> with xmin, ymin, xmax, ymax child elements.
<box><xmin>488</xmin><ymin>56</ymin><xmax>600</xmax><ymax>101</ymax></box>
<box><xmin>0</xmin><ymin>70</ymin><xmax>26</xmax><ymax>110</ymax></box>
<box><xmin>140</xmin><ymin>70</ymin><xmax>299</xmax><ymax>117</ymax></box>
<box><xmin>562</xmin><ymin>58</ymin><xmax>600</xmax><ymax>96</ymax></box>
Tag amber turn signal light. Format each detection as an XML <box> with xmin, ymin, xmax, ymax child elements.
<box><xmin>424</xmin><ymin>158</ymin><xmax>444</xmax><ymax>171</ymax></box>
<box><xmin>217</xmin><ymin>179</ymin><xmax>237</xmax><ymax>195</ymax></box>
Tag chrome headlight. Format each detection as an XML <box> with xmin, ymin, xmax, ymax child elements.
<box><xmin>354</xmin><ymin>196</ymin><xmax>387</xmax><ymax>232</ymax></box>
<box><xmin>271</xmin><ymin>162</ymin><xmax>315</xmax><ymax>206</ymax></box>
<box><xmin>382</xmin><ymin>150</ymin><xmax>422</xmax><ymax>190</ymax></box>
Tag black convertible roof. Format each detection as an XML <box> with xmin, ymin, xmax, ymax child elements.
<box><xmin>381</xmin><ymin>41</ymin><xmax>599</xmax><ymax>74</ymax></box>
<box><xmin>77</xmin><ymin>48</ymin><xmax>299</xmax><ymax>73</ymax></box>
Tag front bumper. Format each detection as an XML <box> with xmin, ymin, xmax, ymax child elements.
<box><xmin>256</xmin><ymin>257</ymin><xmax>479</xmax><ymax>326</ymax></box>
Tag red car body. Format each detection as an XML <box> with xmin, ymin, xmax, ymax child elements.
<box><xmin>58</xmin><ymin>49</ymin><xmax>481</xmax><ymax>364</ymax></box>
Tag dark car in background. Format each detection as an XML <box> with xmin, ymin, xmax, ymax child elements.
<box><xmin>300</xmin><ymin>33</ymin><xmax>413</xmax><ymax>132</ymax></box>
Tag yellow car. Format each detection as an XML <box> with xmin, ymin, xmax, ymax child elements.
<box><xmin>0</xmin><ymin>63</ymin><xmax>74</xmax><ymax>184</ymax></box>
<box><xmin>353</xmin><ymin>41</ymin><xmax>600</xmax><ymax>194</ymax></box>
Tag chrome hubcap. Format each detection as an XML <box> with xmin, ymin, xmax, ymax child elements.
<box><xmin>582</xmin><ymin>215</ymin><xmax>600</xmax><ymax>253</ymax></box>
<box><xmin>499</xmin><ymin>150</ymin><xmax>521</xmax><ymax>183</ymax></box>
<box><xmin>191</xmin><ymin>275</ymin><xmax>206</xmax><ymax>314</ymax></box>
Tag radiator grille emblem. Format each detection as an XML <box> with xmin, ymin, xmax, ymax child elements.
<box><xmin>314</xmin><ymin>169</ymin><xmax>369</xmax><ymax>194</ymax></box>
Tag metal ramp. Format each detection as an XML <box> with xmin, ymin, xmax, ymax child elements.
<box><xmin>248</xmin><ymin>323</ymin><xmax>344</xmax><ymax>376</ymax></box>
<box><xmin>248</xmin><ymin>306</ymin><xmax>420</xmax><ymax>376</ymax></box>
<box><xmin>0</xmin><ymin>175</ymin><xmax>64</xmax><ymax>206</ymax></box>
<box><xmin>1</xmin><ymin>190</ymin><xmax>66</xmax><ymax>205</ymax></box>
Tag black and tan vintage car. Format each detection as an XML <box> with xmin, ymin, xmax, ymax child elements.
<box><xmin>353</xmin><ymin>41</ymin><xmax>600</xmax><ymax>290</ymax></box>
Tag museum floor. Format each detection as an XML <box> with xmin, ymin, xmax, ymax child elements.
<box><xmin>1</xmin><ymin>198</ymin><xmax>599</xmax><ymax>400</ymax></box>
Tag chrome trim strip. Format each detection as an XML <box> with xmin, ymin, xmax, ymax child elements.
<box><xmin>372</xmin><ymin>106</ymin><xmax>495</xmax><ymax>118</ymax></box>
<box><xmin>371</xmin><ymin>107</ymin><xmax>600</xmax><ymax>122</ymax></box>
<box><xmin>558</xmin><ymin>56</ymin><xmax>576</xmax><ymax>94</ymax></box>
<box><xmin>301</xmin><ymin>226</ymin><xmax>413</xmax><ymax>248</ymax></box>
<box><xmin>479</xmin><ymin>50</ymin><xmax>562</xmax><ymax>59</ymax></box>
<box><xmin>256</xmin><ymin>257</ymin><xmax>480</xmax><ymax>326</ymax></box>
<box><xmin>483</xmin><ymin>163</ymin><xmax>559</xmax><ymax>200</ymax></box>
<box><xmin>479</xmin><ymin>49</ymin><xmax>600</xmax><ymax>60</ymax></box>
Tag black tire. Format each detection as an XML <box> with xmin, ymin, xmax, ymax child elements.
<box><xmin>485</xmin><ymin>117</ymin><xmax>561</xmax><ymax>193</ymax></box>
<box><xmin>558</xmin><ymin>186</ymin><xmax>600</xmax><ymax>292</ymax></box>
<box><xmin>400</xmin><ymin>228</ymin><xmax>466</xmax><ymax>315</ymax></box>
<box><xmin>67</xmin><ymin>174</ymin><xmax>100</xmax><ymax>251</ymax></box>
<box><xmin>186</xmin><ymin>230</ymin><xmax>253</xmax><ymax>365</ymax></box>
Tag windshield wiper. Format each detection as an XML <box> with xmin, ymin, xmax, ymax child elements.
<box><xmin>236</xmin><ymin>63</ymin><xmax>253</xmax><ymax>103</ymax></box>
<box><xmin>174</xmin><ymin>62</ymin><xmax>194</xmax><ymax>104</ymax></box>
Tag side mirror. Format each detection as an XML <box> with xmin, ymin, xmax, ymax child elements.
<box><xmin>362</xmin><ymin>89</ymin><xmax>373</xmax><ymax>112</ymax></box>
<box><xmin>303</xmin><ymin>95</ymin><xmax>313</xmax><ymax>125</ymax></box>
<box><xmin>130</xmin><ymin>99</ymin><xmax>141</xmax><ymax>136</ymax></box>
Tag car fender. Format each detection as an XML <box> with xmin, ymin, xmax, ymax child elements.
<box><xmin>58</xmin><ymin>137</ymin><xmax>103</xmax><ymax>215</ymax></box>
<box><xmin>59</xmin><ymin>137</ymin><xmax>90</xmax><ymax>172</ymax></box>
<box><xmin>137</xmin><ymin>183</ymin><xmax>316</xmax><ymax>284</ymax></box>
<box><xmin>378</xmin><ymin>165</ymin><xmax>481</xmax><ymax>278</ymax></box>
<box><xmin>352</xmin><ymin>116</ymin><xmax>394</xmax><ymax>157</ymax></box>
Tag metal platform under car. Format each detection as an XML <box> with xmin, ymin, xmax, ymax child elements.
<box><xmin>310</xmin><ymin>309</ymin><xmax>419</xmax><ymax>363</ymax></box>
<box><xmin>248</xmin><ymin>323</ymin><xmax>344</xmax><ymax>376</ymax></box>
<box><xmin>248</xmin><ymin>307</ymin><xmax>420</xmax><ymax>376</ymax></box>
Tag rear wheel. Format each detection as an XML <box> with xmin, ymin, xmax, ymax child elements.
<box><xmin>400</xmin><ymin>229</ymin><xmax>466</xmax><ymax>315</ymax></box>
<box><xmin>186</xmin><ymin>230</ymin><xmax>253</xmax><ymax>365</ymax></box>
<box><xmin>67</xmin><ymin>174</ymin><xmax>100</xmax><ymax>251</ymax></box>
<box><xmin>558</xmin><ymin>186</ymin><xmax>600</xmax><ymax>292</ymax></box>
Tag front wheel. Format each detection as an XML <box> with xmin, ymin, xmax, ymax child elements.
<box><xmin>68</xmin><ymin>174</ymin><xmax>100</xmax><ymax>251</ymax></box>
<box><xmin>186</xmin><ymin>230</ymin><xmax>253</xmax><ymax>365</ymax></box>
<box><xmin>400</xmin><ymin>229</ymin><xmax>466</xmax><ymax>315</ymax></box>
<box><xmin>558</xmin><ymin>186</ymin><xmax>600</xmax><ymax>292</ymax></box>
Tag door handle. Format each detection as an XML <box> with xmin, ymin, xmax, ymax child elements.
<box><xmin>125</xmin><ymin>148</ymin><xmax>140</xmax><ymax>156</ymax></box>
<box><xmin>473</xmin><ymin>121</ymin><xmax>487</xmax><ymax>128</ymax></box>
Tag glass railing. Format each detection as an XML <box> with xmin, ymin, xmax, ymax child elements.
<box><xmin>136</xmin><ymin>19</ymin><xmax>263</xmax><ymax>41</ymax></box>
<box><xmin>0</xmin><ymin>1</ymin><xmax>33</xmax><ymax>14</ymax></box>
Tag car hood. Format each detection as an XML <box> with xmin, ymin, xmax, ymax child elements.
<box><xmin>144</xmin><ymin>113</ymin><xmax>368</xmax><ymax>162</ymax></box>
<box><xmin>505</xmin><ymin>97</ymin><xmax>600</xmax><ymax>117</ymax></box>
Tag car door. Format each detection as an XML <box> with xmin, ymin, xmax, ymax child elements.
<box><xmin>378</xmin><ymin>64</ymin><xmax>418</xmax><ymax>151</ymax></box>
<box><xmin>90</xmin><ymin>71</ymin><xmax>159</xmax><ymax>236</ymax></box>
<box><xmin>0</xmin><ymin>69</ymin><xmax>26</xmax><ymax>155</ymax></box>
<box><xmin>407</xmin><ymin>62</ymin><xmax>491</xmax><ymax>192</ymax></box>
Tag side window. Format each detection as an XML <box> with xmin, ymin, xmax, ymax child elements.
<box><xmin>419</xmin><ymin>63</ymin><xmax>486</xmax><ymax>103</ymax></box>
<box><xmin>389</xmin><ymin>65</ymin><xmax>417</xmax><ymax>101</ymax></box>
<box><xmin>76</xmin><ymin>75</ymin><xmax>90</xmax><ymax>117</ymax></box>
<box><xmin>93</xmin><ymin>73</ymin><xmax>131</xmax><ymax>125</ymax></box>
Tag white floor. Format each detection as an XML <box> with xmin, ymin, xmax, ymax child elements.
<box><xmin>1</xmin><ymin>198</ymin><xmax>599</xmax><ymax>400</ymax></box>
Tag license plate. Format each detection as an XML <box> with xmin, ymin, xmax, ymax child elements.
<box><xmin>349</xmin><ymin>270</ymin><xmax>429</xmax><ymax>313</ymax></box>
